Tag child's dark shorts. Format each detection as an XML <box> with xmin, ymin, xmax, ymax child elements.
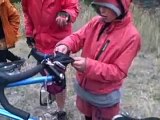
<box><xmin>76</xmin><ymin>96</ymin><xmax>120</xmax><ymax>120</ymax></box>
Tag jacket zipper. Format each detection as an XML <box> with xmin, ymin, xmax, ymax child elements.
<box><xmin>95</xmin><ymin>40</ymin><xmax>110</xmax><ymax>60</ymax></box>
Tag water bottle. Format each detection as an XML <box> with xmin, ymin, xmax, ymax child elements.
<box><xmin>40</xmin><ymin>85</ymin><xmax>50</xmax><ymax>107</ymax></box>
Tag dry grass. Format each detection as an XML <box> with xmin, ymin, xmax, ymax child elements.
<box><xmin>121</xmin><ymin>54</ymin><xmax>160</xmax><ymax>117</ymax></box>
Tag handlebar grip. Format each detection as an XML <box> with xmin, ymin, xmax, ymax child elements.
<box><xmin>0</xmin><ymin>86</ymin><xmax>30</xmax><ymax>120</ymax></box>
<box><xmin>0</xmin><ymin>64</ymin><xmax>44</xmax><ymax>85</ymax></box>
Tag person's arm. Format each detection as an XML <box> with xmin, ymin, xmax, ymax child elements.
<box><xmin>61</xmin><ymin>0</ymin><xmax>79</xmax><ymax>23</ymax></box>
<box><xmin>56</xmin><ymin>19</ymin><xmax>93</xmax><ymax>53</ymax></box>
<box><xmin>7</xmin><ymin>2</ymin><xmax>20</xmax><ymax>35</ymax></box>
<box><xmin>85</xmin><ymin>35</ymin><xmax>141</xmax><ymax>83</ymax></box>
<box><xmin>21</xmin><ymin>0</ymin><xmax>34</xmax><ymax>37</ymax></box>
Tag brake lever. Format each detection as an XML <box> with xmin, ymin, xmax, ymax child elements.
<box><xmin>53</xmin><ymin>61</ymin><xmax>66</xmax><ymax>70</ymax></box>
<box><xmin>42</xmin><ymin>59</ymin><xmax>65</xmax><ymax>80</ymax></box>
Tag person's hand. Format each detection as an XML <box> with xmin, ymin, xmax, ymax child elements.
<box><xmin>72</xmin><ymin>57</ymin><xmax>86</xmax><ymax>72</ymax></box>
<box><xmin>56</xmin><ymin>11</ymin><xmax>70</xmax><ymax>27</ymax></box>
<box><xmin>26</xmin><ymin>37</ymin><xmax>35</xmax><ymax>48</ymax></box>
<box><xmin>54</xmin><ymin>44</ymin><xmax>69</xmax><ymax>54</ymax></box>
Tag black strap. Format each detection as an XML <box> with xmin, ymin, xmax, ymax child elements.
<box><xmin>116</xmin><ymin>0</ymin><xmax>127</xmax><ymax>19</ymax></box>
<box><xmin>97</xmin><ymin>22</ymin><xmax>111</xmax><ymax>41</ymax></box>
<box><xmin>0</xmin><ymin>18</ymin><xmax>5</xmax><ymax>39</ymax></box>
<box><xmin>85</xmin><ymin>116</ymin><xmax>92</xmax><ymax>120</ymax></box>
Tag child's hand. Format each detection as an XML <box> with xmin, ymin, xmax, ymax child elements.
<box><xmin>72</xmin><ymin>57</ymin><xmax>86</xmax><ymax>72</ymax></box>
<box><xmin>54</xmin><ymin>45</ymin><xmax>69</xmax><ymax>54</ymax></box>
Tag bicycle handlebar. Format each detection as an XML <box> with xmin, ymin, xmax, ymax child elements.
<box><xmin>0</xmin><ymin>64</ymin><xmax>45</xmax><ymax>120</ymax></box>
<box><xmin>0</xmin><ymin>59</ymin><xmax>25</xmax><ymax>72</ymax></box>
<box><xmin>0</xmin><ymin>64</ymin><xmax>44</xmax><ymax>85</ymax></box>
<box><xmin>0</xmin><ymin>48</ymin><xmax>73</xmax><ymax>120</ymax></box>
<box><xmin>0</xmin><ymin>87</ymin><xmax>30</xmax><ymax>120</ymax></box>
<box><xmin>28</xmin><ymin>48</ymin><xmax>53</xmax><ymax>62</ymax></box>
<box><xmin>0</xmin><ymin>64</ymin><xmax>17</xmax><ymax>72</ymax></box>
<box><xmin>28</xmin><ymin>48</ymin><xmax>74</xmax><ymax>80</ymax></box>
<box><xmin>0</xmin><ymin>59</ymin><xmax>25</xmax><ymax>68</ymax></box>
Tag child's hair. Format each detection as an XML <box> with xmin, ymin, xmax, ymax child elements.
<box><xmin>9</xmin><ymin>0</ymin><xmax>14</xmax><ymax>4</ymax></box>
<box><xmin>10</xmin><ymin>0</ymin><xmax>21</xmax><ymax>3</ymax></box>
<box><xmin>8</xmin><ymin>0</ymin><xmax>18</xmax><ymax>10</ymax></box>
<box><xmin>9</xmin><ymin>0</ymin><xmax>19</xmax><ymax>6</ymax></box>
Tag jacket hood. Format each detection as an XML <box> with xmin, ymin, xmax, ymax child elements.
<box><xmin>119</xmin><ymin>0</ymin><xmax>132</xmax><ymax>12</ymax></box>
<box><xmin>92</xmin><ymin>0</ymin><xmax>132</xmax><ymax>18</ymax></box>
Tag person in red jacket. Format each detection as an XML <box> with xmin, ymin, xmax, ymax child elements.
<box><xmin>21</xmin><ymin>0</ymin><xmax>79</xmax><ymax>120</ymax></box>
<box><xmin>55</xmin><ymin>0</ymin><xmax>141</xmax><ymax>120</ymax></box>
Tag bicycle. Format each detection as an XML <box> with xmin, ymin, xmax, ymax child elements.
<box><xmin>0</xmin><ymin>50</ymin><xmax>74</xmax><ymax>120</ymax></box>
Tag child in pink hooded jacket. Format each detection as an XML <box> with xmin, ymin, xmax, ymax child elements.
<box><xmin>55</xmin><ymin>0</ymin><xmax>141</xmax><ymax>120</ymax></box>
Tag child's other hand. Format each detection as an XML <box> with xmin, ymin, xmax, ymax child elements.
<box><xmin>72</xmin><ymin>57</ymin><xmax>86</xmax><ymax>72</ymax></box>
<box><xmin>54</xmin><ymin>45</ymin><xmax>69</xmax><ymax>54</ymax></box>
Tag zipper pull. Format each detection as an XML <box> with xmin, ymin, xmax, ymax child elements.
<box><xmin>95</xmin><ymin>40</ymin><xmax>110</xmax><ymax>60</ymax></box>
<box><xmin>102</xmin><ymin>40</ymin><xmax>110</xmax><ymax>52</ymax></box>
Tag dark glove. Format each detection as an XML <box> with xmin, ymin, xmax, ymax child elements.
<box><xmin>45</xmin><ymin>52</ymin><xmax>74</xmax><ymax>86</ymax></box>
<box><xmin>56</xmin><ymin>11</ymin><xmax>70</xmax><ymax>27</ymax></box>
<box><xmin>26</xmin><ymin>37</ymin><xmax>35</xmax><ymax>47</ymax></box>
<box><xmin>53</xmin><ymin>51</ymin><xmax>74</xmax><ymax>66</ymax></box>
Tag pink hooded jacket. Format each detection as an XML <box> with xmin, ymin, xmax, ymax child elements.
<box><xmin>22</xmin><ymin>0</ymin><xmax>79</xmax><ymax>54</ymax></box>
<box><xmin>58</xmin><ymin>0</ymin><xmax>141</xmax><ymax>94</ymax></box>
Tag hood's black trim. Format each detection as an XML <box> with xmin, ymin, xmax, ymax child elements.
<box><xmin>116</xmin><ymin>0</ymin><xmax>127</xmax><ymax>19</ymax></box>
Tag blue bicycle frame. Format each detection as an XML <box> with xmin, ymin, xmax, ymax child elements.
<box><xmin>0</xmin><ymin>76</ymin><xmax>53</xmax><ymax>120</ymax></box>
